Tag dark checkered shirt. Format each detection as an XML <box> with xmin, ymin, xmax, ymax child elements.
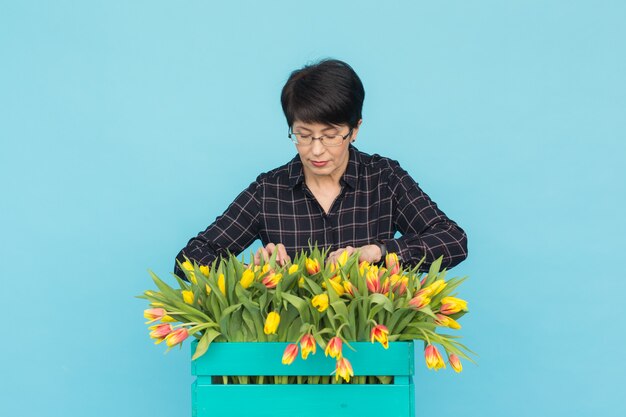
<box><xmin>174</xmin><ymin>145</ymin><xmax>467</xmax><ymax>277</ymax></box>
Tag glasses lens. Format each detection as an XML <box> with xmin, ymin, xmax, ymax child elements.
<box><xmin>294</xmin><ymin>134</ymin><xmax>312</xmax><ymax>145</ymax></box>
<box><xmin>322</xmin><ymin>135</ymin><xmax>343</xmax><ymax>147</ymax></box>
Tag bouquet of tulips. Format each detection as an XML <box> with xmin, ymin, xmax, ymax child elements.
<box><xmin>139</xmin><ymin>247</ymin><xmax>474</xmax><ymax>383</ymax></box>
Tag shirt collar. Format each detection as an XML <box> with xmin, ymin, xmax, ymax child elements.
<box><xmin>288</xmin><ymin>145</ymin><xmax>359</xmax><ymax>189</ymax></box>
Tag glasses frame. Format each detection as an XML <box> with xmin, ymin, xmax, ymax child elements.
<box><xmin>288</xmin><ymin>126</ymin><xmax>354</xmax><ymax>147</ymax></box>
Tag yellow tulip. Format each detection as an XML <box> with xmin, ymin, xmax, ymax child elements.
<box><xmin>182</xmin><ymin>290</ymin><xmax>194</xmax><ymax>304</ymax></box>
<box><xmin>311</xmin><ymin>293</ymin><xmax>329</xmax><ymax>312</ymax></box>
<box><xmin>417</xmin><ymin>279</ymin><xmax>447</xmax><ymax>298</ymax></box>
<box><xmin>161</xmin><ymin>315</ymin><xmax>177</xmax><ymax>323</ymax></box>
<box><xmin>305</xmin><ymin>258</ymin><xmax>321</xmax><ymax>275</ymax></box>
<box><xmin>199</xmin><ymin>265</ymin><xmax>210</xmax><ymax>277</ymax></box>
<box><xmin>205</xmin><ymin>283</ymin><xmax>211</xmax><ymax>295</ymax></box>
<box><xmin>440</xmin><ymin>297</ymin><xmax>468</xmax><ymax>315</ymax></box>
<box><xmin>218</xmin><ymin>273</ymin><xmax>226</xmax><ymax>295</ymax></box>
<box><xmin>328</xmin><ymin>276</ymin><xmax>345</xmax><ymax>296</ymax></box>
<box><xmin>288</xmin><ymin>264</ymin><xmax>299</xmax><ymax>274</ymax></box>
<box><xmin>435</xmin><ymin>314</ymin><xmax>462</xmax><ymax>330</ymax></box>
<box><xmin>264</xmin><ymin>311</ymin><xmax>280</xmax><ymax>335</ymax></box>
<box><xmin>240</xmin><ymin>269</ymin><xmax>254</xmax><ymax>289</ymax></box>
<box><xmin>337</xmin><ymin>250</ymin><xmax>349</xmax><ymax>267</ymax></box>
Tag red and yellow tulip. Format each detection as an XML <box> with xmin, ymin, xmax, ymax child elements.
<box><xmin>144</xmin><ymin>308</ymin><xmax>166</xmax><ymax>324</ymax></box>
<box><xmin>335</xmin><ymin>357</ymin><xmax>354</xmax><ymax>382</ymax></box>
<box><xmin>449</xmin><ymin>353</ymin><xmax>463</xmax><ymax>373</ymax></box>
<box><xmin>325</xmin><ymin>336</ymin><xmax>343</xmax><ymax>359</ymax></box>
<box><xmin>424</xmin><ymin>344</ymin><xmax>446</xmax><ymax>370</ymax></box>
<box><xmin>370</xmin><ymin>324</ymin><xmax>390</xmax><ymax>349</ymax></box>
<box><xmin>165</xmin><ymin>328</ymin><xmax>189</xmax><ymax>347</ymax></box>
<box><xmin>262</xmin><ymin>272</ymin><xmax>282</xmax><ymax>289</ymax></box>
<box><xmin>300</xmin><ymin>334</ymin><xmax>316</xmax><ymax>359</ymax></box>
<box><xmin>282</xmin><ymin>343</ymin><xmax>298</xmax><ymax>365</ymax></box>
<box><xmin>440</xmin><ymin>297</ymin><xmax>468</xmax><ymax>315</ymax></box>
<box><xmin>385</xmin><ymin>253</ymin><xmax>400</xmax><ymax>275</ymax></box>
<box><xmin>435</xmin><ymin>314</ymin><xmax>462</xmax><ymax>330</ymax></box>
<box><xmin>305</xmin><ymin>258</ymin><xmax>321</xmax><ymax>275</ymax></box>
<box><xmin>149</xmin><ymin>323</ymin><xmax>173</xmax><ymax>344</ymax></box>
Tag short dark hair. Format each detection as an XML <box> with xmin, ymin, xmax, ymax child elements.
<box><xmin>281</xmin><ymin>59</ymin><xmax>365</xmax><ymax>129</ymax></box>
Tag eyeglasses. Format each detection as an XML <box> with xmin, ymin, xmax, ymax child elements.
<box><xmin>288</xmin><ymin>127</ymin><xmax>353</xmax><ymax>147</ymax></box>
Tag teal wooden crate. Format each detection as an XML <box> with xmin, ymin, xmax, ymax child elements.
<box><xmin>191</xmin><ymin>340</ymin><xmax>415</xmax><ymax>417</ymax></box>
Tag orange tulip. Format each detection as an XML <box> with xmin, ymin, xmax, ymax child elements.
<box><xmin>408</xmin><ymin>294</ymin><xmax>431</xmax><ymax>310</ymax></box>
<box><xmin>165</xmin><ymin>328</ymin><xmax>189</xmax><ymax>347</ymax></box>
<box><xmin>325</xmin><ymin>336</ymin><xmax>343</xmax><ymax>359</ymax></box>
<box><xmin>385</xmin><ymin>253</ymin><xmax>400</xmax><ymax>275</ymax></box>
<box><xmin>144</xmin><ymin>308</ymin><xmax>166</xmax><ymax>324</ymax></box>
<box><xmin>282</xmin><ymin>343</ymin><xmax>299</xmax><ymax>365</ymax></box>
<box><xmin>335</xmin><ymin>357</ymin><xmax>354</xmax><ymax>382</ymax></box>
<box><xmin>370</xmin><ymin>324</ymin><xmax>390</xmax><ymax>349</ymax></box>
<box><xmin>300</xmin><ymin>334</ymin><xmax>317</xmax><ymax>359</ymax></box>
<box><xmin>366</xmin><ymin>266</ymin><xmax>381</xmax><ymax>293</ymax></box>
<box><xmin>305</xmin><ymin>258</ymin><xmax>321</xmax><ymax>275</ymax></box>
<box><xmin>449</xmin><ymin>353</ymin><xmax>463</xmax><ymax>373</ymax></box>
<box><xmin>424</xmin><ymin>344</ymin><xmax>446</xmax><ymax>370</ymax></box>
<box><xmin>262</xmin><ymin>272</ymin><xmax>282</xmax><ymax>288</ymax></box>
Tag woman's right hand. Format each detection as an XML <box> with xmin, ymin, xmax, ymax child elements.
<box><xmin>254</xmin><ymin>243</ymin><xmax>291</xmax><ymax>266</ymax></box>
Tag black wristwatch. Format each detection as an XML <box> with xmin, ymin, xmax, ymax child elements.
<box><xmin>376</xmin><ymin>242</ymin><xmax>387</xmax><ymax>260</ymax></box>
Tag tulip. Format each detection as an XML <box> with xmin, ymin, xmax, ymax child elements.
<box><xmin>385</xmin><ymin>253</ymin><xmax>400</xmax><ymax>275</ymax></box>
<box><xmin>335</xmin><ymin>357</ymin><xmax>354</xmax><ymax>382</ymax></box>
<box><xmin>370</xmin><ymin>324</ymin><xmax>390</xmax><ymax>349</ymax></box>
<box><xmin>149</xmin><ymin>323</ymin><xmax>173</xmax><ymax>344</ymax></box>
<box><xmin>417</xmin><ymin>280</ymin><xmax>447</xmax><ymax>298</ymax></box>
<box><xmin>161</xmin><ymin>315</ymin><xmax>177</xmax><ymax>323</ymax></box>
<box><xmin>205</xmin><ymin>283</ymin><xmax>211</xmax><ymax>295</ymax></box>
<box><xmin>199</xmin><ymin>265</ymin><xmax>210</xmax><ymax>277</ymax></box>
<box><xmin>288</xmin><ymin>264</ymin><xmax>299</xmax><ymax>274</ymax></box>
<box><xmin>359</xmin><ymin>261</ymin><xmax>370</xmax><ymax>275</ymax></box>
<box><xmin>435</xmin><ymin>314</ymin><xmax>461</xmax><ymax>330</ymax></box>
<box><xmin>282</xmin><ymin>343</ymin><xmax>298</xmax><ymax>365</ymax></box>
<box><xmin>181</xmin><ymin>261</ymin><xmax>197</xmax><ymax>284</ymax></box>
<box><xmin>298</xmin><ymin>276</ymin><xmax>305</xmax><ymax>288</ymax></box>
<box><xmin>328</xmin><ymin>276</ymin><xmax>345</xmax><ymax>296</ymax></box>
<box><xmin>449</xmin><ymin>353</ymin><xmax>463</xmax><ymax>373</ymax></box>
<box><xmin>305</xmin><ymin>258</ymin><xmax>321</xmax><ymax>275</ymax></box>
<box><xmin>337</xmin><ymin>250</ymin><xmax>349</xmax><ymax>267</ymax></box>
<box><xmin>366</xmin><ymin>266</ymin><xmax>381</xmax><ymax>293</ymax></box>
<box><xmin>182</xmin><ymin>290</ymin><xmax>194</xmax><ymax>304</ymax></box>
<box><xmin>440</xmin><ymin>297</ymin><xmax>468</xmax><ymax>315</ymax></box>
<box><xmin>262</xmin><ymin>272</ymin><xmax>282</xmax><ymax>288</ymax></box>
<box><xmin>325</xmin><ymin>336</ymin><xmax>343</xmax><ymax>359</ymax></box>
<box><xmin>300</xmin><ymin>334</ymin><xmax>317</xmax><ymax>359</ymax></box>
<box><xmin>424</xmin><ymin>344</ymin><xmax>446</xmax><ymax>370</ymax></box>
<box><xmin>240</xmin><ymin>269</ymin><xmax>254</xmax><ymax>289</ymax></box>
<box><xmin>408</xmin><ymin>294</ymin><xmax>430</xmax><ymax>310</ymax></box>
<box><xmin>165</xmin><ymin>328</ymin><xmax>189</xmax><ymax>347</ymax></box>
<box><xmin>343</xmin><ymin>280</ymin><xmax>355</xmax><ymax>296</ymax></box>
<box><xmin>144</xmin><ymin>308</ymin><xmax>166</xmax><ymax>324</ymax></box>
<box><xmin>264</xmin><ymin>311</ymin><xmax>280</xmax><ymax>335</ymax></box>
<box><xmin>218</xmin><ymin>273</ymin><xmax>226</xmax><ymax>295</ymax></box>
<box><xmin>311</xmin><ymin>293</ymin><xmax>329</xmax><ymax>312</ymax></box>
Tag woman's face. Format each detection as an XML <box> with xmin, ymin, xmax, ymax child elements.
<box><xmin>292</xmin><ymin>120</ymin><xmax>361</xmax><ymax>183</ymax></box>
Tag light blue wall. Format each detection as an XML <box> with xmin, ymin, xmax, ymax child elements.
<box><xmin>1</xmin><ymin>1</ymin><xmax>625</xmax><ymax>416</ymax></box>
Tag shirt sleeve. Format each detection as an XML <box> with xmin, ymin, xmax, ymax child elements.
<box><xmin>381</xmin><ymin>161</ymin><xmax>468</xmax><ymax>271</ymax></box>
<box><xmin>173</xmin><ymin>178</ymin><xmax>262</xmax><ymax>278</ymax></box>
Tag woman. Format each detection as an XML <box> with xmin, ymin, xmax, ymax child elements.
<box><xmin>174</xmin><ymin>59</ymin><xmax>467</xmax><ymax>277</ymax></box>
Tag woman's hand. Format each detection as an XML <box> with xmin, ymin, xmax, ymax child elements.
<box><xmin>254</xmin><ymin>243</ymin><xmax>291</xmax><ymax>266</ymax></box>
<box><xmin>326</xmin><ymin>244</ymin><xmax>382</xmax><ymax>265</ymax></box>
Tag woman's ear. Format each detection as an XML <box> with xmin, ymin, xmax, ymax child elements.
<box><xmin>351</xmin><ymin>119</ymin><xmax>362</xmax><ymax>142</ymax></box>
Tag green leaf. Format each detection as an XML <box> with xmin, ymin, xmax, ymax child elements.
<box><xmin>192</xmin><ymin>328</ymin><xmax>221</xmax><ymax>360</ymax></box>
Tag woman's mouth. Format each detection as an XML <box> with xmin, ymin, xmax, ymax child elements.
<box><xmin>311</xmin><ymin>160</ymin><xmax>329</xmax><ymax>167</ymax></box>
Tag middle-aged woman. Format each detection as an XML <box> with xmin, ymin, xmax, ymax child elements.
<box><xmin>174</xmin><ymin>59</ymin><xmax>467</xmax><ymax>278</ymax></box>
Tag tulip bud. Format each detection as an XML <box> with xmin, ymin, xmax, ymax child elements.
<box><xmin>199</xmin><ymin>265</ymin><xmax>210</xmax><ymax>277</ymax></box>
<box><xmin>435</xmin><ymin>314</ymin><xmax>462</xmax><ymax>330</ymax></box>
<box><xmin>343</xmin><ymin>281</ymin><xmax>356</xmax><ymax>296</ymax></box>
<box><xmin>370</xmin><ymin>324</ymin><xmax>390</xmax><ymax>349</ymax></box>
<box><xmin>408</xmin><ymin>294</ymin><xmax>430</xmax><ymax>310</ymax></box>
<box><xmin>282</xmin><ymin>343</ymin><xmax>299</xmax><ymax>365</ymax></box>
<box><xmin>424</xmin><ymin>344</ymin><xmax>446</xmax><ymax>370</ymax></box>
<box><xmin>449</xmin><ymin>353</ymin><xmax>463</xmax><ymax>373</ymax></box>
<box><xmin>262</xmin><ymin>272</ymin><xmax>282</xmax><ymax>289</ymax></box>
<box><xmin>217</xmin><ymin>273</ymin><xmax>226</xmax><ymax>295</ymax></box>
<box><xmin>366</xmin><ymin>266</ymin><xmax>381</xmax><ymax>293</ymax></box>
<box><xmin>144</xmin><ymin>308</ymin><xmax>166</xmax><ymax>324</ymax></box>
<box><xmin>305</xmin><ymin>258</ymin><xmax>321</xmax><ymax>275</ymax></box>
<box><xmin>385</xmin><ymin>253</ymin><xmax>400</xmax><ymax>275</ymax></box>
<box><xmin>288</xmin><ymin>264</ymin><xmax>299</xmax><ymax>274</ymax></box>
<box><xmin>335</xmin><ymin>357</ymin><xmax>354</xmax><ymax>382</ymax></box>
<box><xmin>263</xmin><ymin>311</ymin><xmax>280</xmax><ymax>335</ymax></box>
<box><xmin>240</xmin><ymin>269</ymin><xmax>255</xmax><ymax>289</ymax></box>
<box><xmin>149</xmin><ymin>323</ymin><xmax>173</xmax><ymax>344</ymax></box>
<box><xmin>300</xmin><ymin>334</ymin><xmax>317</xmax><ymax>359</ymax></box>
<box><xmin>337</xmin><ymin>250</ymin><xmax>349</xmax><ymax>267</ymax></box>
<box><xmin>417</xmin><ymin>279</ymin><xmax>447</xmax><ymax>298</ymax></box>
<box><xmin>328</xmin><ymin>276</ymin><xmax>345</xmax><ymax>296</ymax></box>
<box><xmin>311</xmin><ymin>293</ymin><xmax>329</xmax><ymax>312</ymax></box>
<box><xmin>165</xmin><ymin>328</ymin><xmax>189</xmax><ymax>347</ymax></box>
<box><xmin>325</xmin><ymin>336</ymin><xmax>343</xmax><ymax>359</ymax></box>
<box><xmin>440</xmin><ymin>296</ymin><xmax>468</xmax><ymax>315</ymax></box>
<box><xmin>182</xmin><ymin>290</ymin><xmax>194</xmax><ymax>305</ymax></box>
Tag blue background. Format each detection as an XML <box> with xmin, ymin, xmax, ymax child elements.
<box><xmin>1</xmin><ymin>1</ymin><xmax>625</xmax><ymax>416</ymax></box>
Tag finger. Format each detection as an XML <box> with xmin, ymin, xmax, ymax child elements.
<box><xmin>254</xmin><ymin>248</ymin><xmax>262</xmax><ymax>266</ymax></box>
<box><xmin>264</xmin><ymin>243</ymin><xmax>276</xmax><ymax>263</ymax></box>
<box><xmin>260</xmin><ymin>247</ymin><xmax>270</xmax><ymax>264</ymax></box>
<box><xmin>276</xmin><ymin>244</ymin><xmax>290</xmax><ymax>266</ymax></box>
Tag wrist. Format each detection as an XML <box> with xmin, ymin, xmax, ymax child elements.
<box><xmin>375</xmin><ymin>242</ymin><xmax>387</xmax><ymax>262</ymax></box>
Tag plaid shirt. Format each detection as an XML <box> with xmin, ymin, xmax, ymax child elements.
<box><xmin>174</xmin><ymin>145</ymin><xmax>467</xmax><ymax>277</ymax></box>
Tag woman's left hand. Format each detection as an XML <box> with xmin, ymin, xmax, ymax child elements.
<box><xmin>327</xmin><ymin>244</ymin><xmax>382</xmax><ymax>265</ymax></box>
